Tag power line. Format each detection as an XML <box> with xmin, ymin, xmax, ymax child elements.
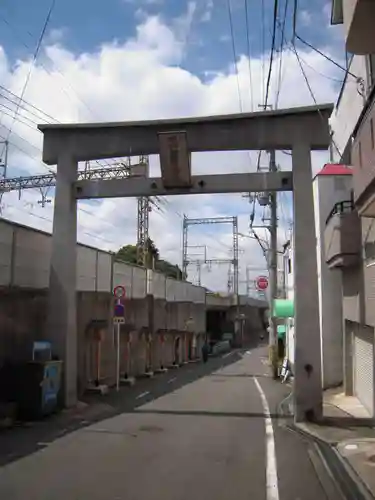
<box><xmin>261</xmin><ymin>0</ymin><xmax>266</xmax><ymax>103</ymax></box>
<box><xmin>2</xmin><ymin>0</ymin><xmax>57</xmax><ymax>153</ymax></box>
<box><xmin>244</xmin><ymin>0</ymin><xmax>254</xmax><ymax>111</ymax></box>
<box><xmin>227</xmin><ymin>0</ymin><xmax>243</xmax><ymax>112</ymax></box>
<box><xmin>264</xmin><ymin>0</ymin><xmax>279</xmax><ymax>108</ymax></box>
<box><xmin>0</xmin><ymin>91</ymin><xmax>55</xmax><ymax>124</ymax></box>
<box><xmin>292</xmin><ymin>0</ymin><xmax>298</xmax><ymax>40</ymax></box>
<box><xmin>275</xmin><ymin>0</ymin><xmax>289</xmax><ymax>108</ymax></box>
<box><xmin>294</xmin><ymin>33</ymin><xmax>361</xmax><ymax>81</ymax></box>
<box><xmin>286</xmin><ymin>47</ymin><xmax>344</xmax><ymax>83</ymax></box>
<box><xmin>291</xmin><ymin>42</ymin><xmax>343</xmax><ymax>158</ymax></box>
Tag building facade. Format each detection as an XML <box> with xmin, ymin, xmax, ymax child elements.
<box><xmin>314</xmin><ymin>164</ymin><xmax>353</xmax><ymax>388</ymax></box>
<box><xmin>324</xmin><ymin>2</ymin><xmax>375</xmax><ymax>415</ymax></box>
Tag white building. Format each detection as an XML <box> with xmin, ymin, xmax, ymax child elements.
<box><xmin>283</xmin><ymin>164</ymin><xmax>353</xmax><ymax>387</ymax></box>
<box><xmin>313</xmin><ymin>164</ymin><xmax>353</xmax><ymax>388</ymax></box>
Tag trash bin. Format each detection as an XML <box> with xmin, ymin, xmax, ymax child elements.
<box><xmin>14</xmin><ymin>360</ymin><xmax>63</xmax><ymax>420</ymax></box>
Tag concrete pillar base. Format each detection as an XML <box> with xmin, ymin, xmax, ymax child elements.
<box><xmin>120</xmin><ymin>377</ymin><xmax>136</xmax><ymax>386</ymax></box>
<box><xmin>87</xmin><ymin>384</ymin><xmax>109</xmax><ymax>395</ymax></box>
<box><xmin>138</xmin><ymin>371</ymin><xmax>154</xmax><ymax>379</ymax></box>
<box><xmin>154</xmin><ymin>368</ymin><xmax>168</xmax><ymax>374</ymax></box>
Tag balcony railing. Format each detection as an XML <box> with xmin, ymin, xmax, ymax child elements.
<box><xmin>324</xmin><ymin>199</ymin><xmax>360</xmax><ymax>269</ymax></box>
<box><xmin>326</xmin><ymin>200</ymin><xmax>355</xmax><ymax>225</ymax></box>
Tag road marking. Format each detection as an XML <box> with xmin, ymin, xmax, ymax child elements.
<box><xmin>222</xmin><ymin>351</ymin><xmax>234</xmax><ymax>359</ymax></box>
<box><xmin>136</xmin><ymin>391</ymin><xmax>150</xmax><ymax>400</ymax></box>
<box><xmin>246</xmin><ymin>350</ymin><xmax>252</xmax><ymax>355</ymax></box>
<box><xmin>167</xmin><ymin>377</ymin><xmax>177</xmax><ymax>384</ymax></box>
<box><xmin>254</xmin><ymin>377</ymin><xmax>279</xmax><ymax>500</ymax></box>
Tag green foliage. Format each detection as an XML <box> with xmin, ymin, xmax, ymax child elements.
<box><xmin>115</xmin><ymin>238</ymin><xmax>185</xmax><ymax>280</ymax></box>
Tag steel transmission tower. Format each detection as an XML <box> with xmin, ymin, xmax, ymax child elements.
<box><xmin>136</xmin><ymin>156</ymin><xmax>151</xmax><ymax>267</ymax></box>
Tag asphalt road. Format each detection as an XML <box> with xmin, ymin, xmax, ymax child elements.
<box><xmin>0</xmin><ymin>347</ymin><xmax>338</xmax><ymax>499</ymax></box>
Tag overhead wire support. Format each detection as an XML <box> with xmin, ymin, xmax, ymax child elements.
<box><xmin>0</xmin><ymin>163</ymin><xmax>138</xmax><ymax>193</ymax></box>
<box><xmin>182</xmin><ymin>215</ymin><xmax>239</xmax><ymax>297</ymax></box>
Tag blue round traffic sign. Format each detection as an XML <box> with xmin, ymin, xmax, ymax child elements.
<box><xmin>114</xmin><ymin>303</ymin><xmax>125</xmax><ymax>317</ymax></box>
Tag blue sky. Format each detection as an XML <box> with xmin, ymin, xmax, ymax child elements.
<box><xmin>1</xmin><ymin>0</ymin><xmax>342</xmax><ymax>77</ymax></box>
<box><xmin>0</xmin><ymin>0</ymin><xmax>345</xmax><ymax>291</ymax></box>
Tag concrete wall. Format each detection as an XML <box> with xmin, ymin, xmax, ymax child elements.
<box><xmin>0</xmin><ymin>218</ymin><xmax>206</xmax><ymax>306</ymax></box>
<box><xmin>313</xmin><ymin>173</ymin><xmax>353</xmax><ymax>388</ymax></box>
<box><xmin>0</xmin><ymin>218</ymin><xmax>208</xmax><ymax>392</ymax></box>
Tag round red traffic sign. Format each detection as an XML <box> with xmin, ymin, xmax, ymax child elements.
<box><xmin>256</xmin><ymin>275</ymin><xmax>269</xmax><ymax>291</ymax></box>
<box><xmin>113</xmin><ymin>285</ymin><xmax>126</xmax><ymax>298</ymax></box>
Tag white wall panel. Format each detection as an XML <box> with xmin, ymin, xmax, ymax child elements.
<box><xmin>77</xmin><ymin>246</ymin><xmax>97</xmax><ymax>291</ymax></box>
<box><xmin>166</xmin><ymin>278</ymin><xmax>178</xmax><ymax>301</ymax></box>
<box><xmin>97</xmin><ymin>251</ymin><xmax>112</xmax><ymax>292</ymax></box>
<box><xmin>132</xmin><ymin>266</ymin><xmax>147</xmax><ymax>298</ymax></box>
<box><xmin>13</xmin><ymin>228</ymin><xmax>51</xmax><ymax>288</ymax></box>
<box><xmin>152</xmin><ymin>271</ymin><xmax>166</xmax><ymax>299</ymax></box>
<box><xmin>0</xmin><ymin>219</ymin><xmax>208</xmax><ymax>306</ymax></box>
<box><xmin>113</xmin><ymin>262</ymin><xmax>133</xmax><ymax>297</ymax></box>
<box><xmin>186</xmin><ymin>283</ymin><xmax>206</xmax><ymax>304</ymax></box>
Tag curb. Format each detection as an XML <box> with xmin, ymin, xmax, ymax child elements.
<box><xmin>287</xmin><ymin>423</ymin><xmax>374</xmax><ymax>500</ymax></box>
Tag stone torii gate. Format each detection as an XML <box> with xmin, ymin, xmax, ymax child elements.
<box><xmin>38</xmin><ymin>103</ymin><xmax>333</xmax><ymax>422</ymax></box>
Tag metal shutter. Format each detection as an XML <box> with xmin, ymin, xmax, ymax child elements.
<box><xmin>354</xmin><ymin>326</ymin><xmax>374</xmax><ymax>415</ymax></box>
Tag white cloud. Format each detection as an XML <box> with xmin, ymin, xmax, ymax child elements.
<box><xmin>0</xmin><ymin>13</ymin><xmax>341</xmax><ymax>292</ymax></box>
<box><xmin>200</xmin><ymin>0</ymin><xmax>214</xmax><ymax>22</ymax></box>
<box><xmin>300</xmin><ymin>10</ymin><xmax>312</xmax><ymax>26</ymax></box>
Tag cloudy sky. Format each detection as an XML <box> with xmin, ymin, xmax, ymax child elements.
<box><xmin>0</xmin><ymin>0</ymin><xmax>345</xmax><ymax>293</ymax></box>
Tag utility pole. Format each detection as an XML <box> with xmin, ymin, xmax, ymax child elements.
<box><xmin>269</xmin><ymin>149</ymin><xmax>278</xmax><ymax>379</ymax></box>
<box><xmin>196</xmin><ymin>261</ymin><xmax>202</xmax><ymax>286</ymax></box>
<box><xmin>0</xmin><ymin>141</ymin><xmax>8</xmax><ymax>179</ymax></box>
<box><xmin>246</xmin><ymin>266</ymin><xmax>250</xmax><ymax>297</ymax></box>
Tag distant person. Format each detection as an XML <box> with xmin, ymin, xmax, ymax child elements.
<box><xmin>202</xmin><ymin>342</ymin><xmax>209</xmax><ymax>363</ymax></box>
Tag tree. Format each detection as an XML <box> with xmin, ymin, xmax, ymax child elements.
<box><xmin>115</xmin><ymin>238</ymin><xmax>185</xmax><ymax>280</ymax></box>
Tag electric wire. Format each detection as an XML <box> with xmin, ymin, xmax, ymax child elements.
<box><xmin>291</xmin><ymin>42</ymin><xmax>343</xmax><ymax>158</ymax></box>
<box><xmin>1</xmin><ymin>0</ymin><xmax>57</xmax><ymax>156</ymax></box>
<box><xmin>227</xmin><ymin>0</ymin><xmax>243</xmax><ymax>112</ymax></box>
<box><xmin>244</xmin><ymin>0</ymin><xmax>254</xmax><ymax>111</ymax></box>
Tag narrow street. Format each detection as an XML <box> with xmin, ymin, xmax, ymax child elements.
<box><xmin>0</xmin><ymin>347</ymin><xmax>334</xmax><ymax>500</ymax></box>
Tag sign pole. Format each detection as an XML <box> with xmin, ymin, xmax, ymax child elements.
<box><xmin>112</xmin><ymin>285</ymin><xmax>126</xmax><ymax>391</ymax></box>
<box><xmin>127</xmin><ymin>336</ymin><xmax>131</xmax><ymax>378</ymax></box>
<box><xmin>116</xmin><ymin>319</ymin><xmax>120</xmax><ymax>391</ymax></box>
<box><xmin>115</xmin><ymin>297</ymin><xmax>120</xmax><ymax>391</ymax></box>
